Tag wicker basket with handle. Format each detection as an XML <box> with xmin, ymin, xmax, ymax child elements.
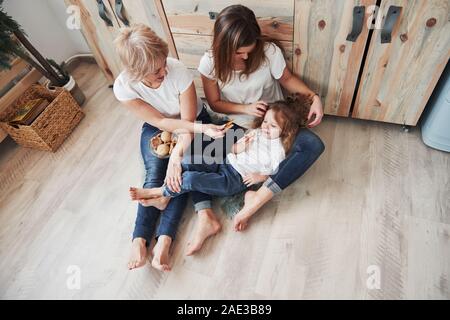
<box><xmin>0</xmin><ymin>84</ymin><xmax>84</xmax><ymax>152</ymax></box>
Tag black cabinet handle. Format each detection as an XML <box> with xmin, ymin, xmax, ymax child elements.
<box><xmin>115</xmin><ymin>0</ymin><xmax>130</xmax><ymax>26</ymax></box>
<box><xmin>347</xmin><ymin>6</ymin><xmax>365</xmax><ymax>42</ymax></box>
<box><xmin>209</xmin><ymin>12</ymin><xmax>218</xmax><ymax>20</ymax></box>
<box><xmin>381</xmin><ymin>6</ymin><xmax>402</xmax><ymax>43</ymax></box>
<box><xmin>97</xmin><ymin>0</ymin><xmax>113</xmax><ymax>27</ymax></box>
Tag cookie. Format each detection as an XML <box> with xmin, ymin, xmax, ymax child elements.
<box><xmin>151</xmin><ymin>135</ymin><xmax>162</xmax><ymax>149</ymax></box>
<box><xmin>160</xmin><ymin>131</ymin><xmax>172</xmax><ymax>143</ymax></box>
<box><xmin>156</xmin><ymin>143</ymin><xmax>170</xmax><ymax>157</ymax></box>
<box><xmin>224</xmin><ymin>120</ymin><xmax>234</xmax><ymax>130</ymax></box>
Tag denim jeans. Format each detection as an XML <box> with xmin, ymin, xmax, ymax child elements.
<box><xmin>162</xmin><ymin>162</ymin><xmax>246</xmax><ymax>198</ymax></box>
<box><xmin>263</xmin><ymin>128</ymin><xmax>325</xmax><ymax>193</ymax></box>
<box><xmin>133</xmin><ymin>107</ymin><xmax>218</xmax><ymax>245</ymax></box>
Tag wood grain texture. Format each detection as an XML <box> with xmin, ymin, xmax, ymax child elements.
<box><xmin>0</xmin><ymin>68</ymin><xmax>42</xmax><ymax>116</ymax></box>
<box><xmin>65</xmin><ymin>0</ymin><xmax>123</xmax><ymax>84</ymax></box>
<box><xmin>293</xmin><ymin>0</ymin><xmax>376</xmax><ymax>117</ymax></box>
<box><xmin>0</xmin><ymin>58</ymin><xmax>29</xmax><ymax>89</ymax></box>
<box><xmin>352</xmin><ymin>0</ymin><xmax>450</xmax><ymax>125</ymax></box>
<box><xmin>162</xmin><ymin>0</ymin><xmax>294</xmax><ymax>41</ymax></box>
<box><xmin>0</xmin><ymin>59</ymin><xmax>36</xmax><ymax>143</ymax></box>
<box><xmin>0</xmin><ymin>63</ymin><xmax>448</xmax><ymax>299</ymax></box>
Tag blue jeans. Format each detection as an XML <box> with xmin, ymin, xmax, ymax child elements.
<box><xmin>263</xmin><ymin>128</ymin><xmax>325</xmax><ymax>193</ymax></box>
<box><xmin>133</xmin><ymin>107</ymin><xmax>217</xmax><ymax>245</ymax></box>
<box><xmin>162</xmin><ymin>163</ymin><xmax>246</xmax><ymax>198</ymax></box>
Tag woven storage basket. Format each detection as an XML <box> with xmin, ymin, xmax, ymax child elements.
<box><xmin>0</xmin><ymin>84</ymin><xmax>84</xmax><ymax>152</ymax></box>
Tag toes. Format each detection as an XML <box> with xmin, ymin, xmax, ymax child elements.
<box><xmin>233</xmin><ymin>219</ymin><xmax>240</xmax><ymax>231</ymax></box>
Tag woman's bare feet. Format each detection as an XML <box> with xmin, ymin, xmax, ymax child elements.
<box><xmin>151</xmin><ymin>235</ymin><xmax>172</xmax><ymax>272</ymax></box>
<box><xmin>138</xmin><ymin>197</ymin><xmax>170</xmax><ymax>211</ymax></box>
<box><xmin>129</xmin><ymin>186</ymin><xmax>163</xmax><ymax>200</ymax></box>
<box><xmin>234</xmin><ymin>188</ymin><xmax>273</xmax><ymax>231</ymax></box>
<box><xmin>128</xmin><ymin>238</ymin><xmax>148</xmax><ymax>270</ymax></box>
<box><xmin>186</xmin><ymin>209</ymin><xmax>221</xmax><ymax>256</ymax></box>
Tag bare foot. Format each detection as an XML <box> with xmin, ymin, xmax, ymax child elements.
<box><xmin>234</xmin><ymin>190</ymin><xmax>261</xmax><ymax>232</ymax></box>
<box><xmin>186</xmin><ymin>209</ymin><xmax>221</xmax><ymax>256</ymax></box>
<box><xmin>138</xmin><ymin>197</ymin><xmax>170</xmax><ymax>211</ymax></box>
<box><xmin>129</xmin><ymin>186</ymin><xmax>163</xmax><ymax>200</ymax></box>
<box><xmin>128</xmin><ymin>238</ymin><xmax>148</xmax><ymax>270</ymax></box>
<box><xmin>151</xmin><ymin>235</ymin><xmax>172</xmax><ymax>272</ymax></box>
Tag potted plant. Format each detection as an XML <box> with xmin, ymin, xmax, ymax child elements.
<box><xmin>0</xmin><ymin>1</ymin><xmax>85</xmax><ymax>105</ymax></box>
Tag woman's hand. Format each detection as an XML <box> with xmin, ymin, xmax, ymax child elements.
<box><xmin>165</xmin><ymin>154</ymin><xmax>182</xmax><ymax>193</ymax></box>
<box><xmin>243</xmin><ymin>173</ymin><xmax>268</xmax><ymax>187</ymax></box>
<box><xmin>245</xmin><ymin>101</ymin><xmax>268</xmax><ymax>117</ymax></box>
<box><xmin>307</xmin><ymin>95</ymin><xmax>324</xmax><ymax>128</ymax></box>
<box><xmin>201</xmin><ymin>123</ymin><xmax>227</xmax><ymax>139</ymax></box>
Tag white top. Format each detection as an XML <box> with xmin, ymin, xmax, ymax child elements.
<box><xmin>227</xmin><ymin>129</ymin><xmax>285</xmax><ymax>177</ymax></box>
<box><xmin>113</xmin><ymin>57</ymin><xmax>203</xmax><ymax>118</ymax></box>
<box><xmin>198</xmin><ymin>43</ymin><xmax>286</xmax><ymax>128</ymax></box>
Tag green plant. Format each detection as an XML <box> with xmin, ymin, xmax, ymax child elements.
<box><xmin>0</xmin><ymin>0</ymin><xmax>69</xmax><ymax>86</ymax></box>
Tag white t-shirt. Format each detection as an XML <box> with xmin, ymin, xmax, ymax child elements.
<box><xmin>113</xmin><ymin>57</ymin><xmax>203</xmax><ymax>118</ymax></box>
<box><xmin>198</xmin><ymin>43</ymin><xmax>286</xmax><ymax>128</ymax></box>
<box><xmin>226</xmin><ymin>129</ymin><xmax>285</xmax><ymax>177</ymax></box>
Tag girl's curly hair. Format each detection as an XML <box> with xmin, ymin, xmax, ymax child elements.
<box><xmin>252</xmin><ymin>94</ymin><xmax>312</xmax><ymax>153</ymax></box>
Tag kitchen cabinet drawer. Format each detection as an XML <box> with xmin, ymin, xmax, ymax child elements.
<box><xmin>162</xmin><ymin>0</ymin><xmax>294</xmax><ymax>41</ymax></box>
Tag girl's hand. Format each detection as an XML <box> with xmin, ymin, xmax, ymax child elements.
<box><xmin>307</xmin><ymin>95</ymin><xmax>324</xmax><ymax>128</ymax></box>
<box><xmin>232</xmin><ymin>131</ymin><xmax>255</xmax><ymax>154</ymax></box>
<box><xmin>243</xmin><ymin>173</ymin><xmax>268</xmax><ymax>187</ymax></box>
<box><xmin>246</xmin><ymin>101</ymin><xmax>268</xmax><ymax>117</ymax></box>
<box><xmin>202</xmin><ymin>123</ymin><xmax>227</xmax><ymax>139</ymax></box>
<box><xmin>242</xmin><ymin>131</ymin><xmax>256</xmax><ymax>151</ymax></box>
<box><xmin>165</xmin><ymin>154</ymin><xmax>182</xmax><ymax>193</ymax></box>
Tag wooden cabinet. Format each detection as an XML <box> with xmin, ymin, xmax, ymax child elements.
<box><xmin>293</xmin><ymin>0</ymin><xmax>376</xmax><ymax>117</ymax></box>
<box><xmin>352</xmin><ymin>0</ymin><xmax>450</xmax><ymax>125</ymax></box>
<box><xmin>65</xmin><ymin>0</ymin><xmax>123</xmax><ymax>83</ymax></box>
<box><xmin>70</xmin><ymin>0</ymin><xmax>450</xmax><ymax>126</ymax></box>
<box><xmin>294</xmin><ymin>0</ymin><xmax>449</xmax><ymax>125</ymax></box>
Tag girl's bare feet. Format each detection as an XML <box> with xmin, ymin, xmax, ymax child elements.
<box><xmin>233</xmin><ymin>188</ymin><xmax>273</xmax><ymax>231</ymax></box>
<box><xmin>128</xmin><ymin>238</ymin><xmax>148</xmax><ymax>270</ymax></box>
<box><xmin>151</xmin><ymin>235</ymin><xmax>172</xmax><ymax>272</ymax></box>
<box><xmin>138</xmin><ymin>197</ymin><xmax>170</xmax><ymax>211</ymax></box>
<box><xmin>186</xmin><ymin>208</ymin><xmax>221</xmax><ymax>256</ymax></box>
<box><xmin>129</xmin><ymin>186</ymin><xmax>163</xmax><ymax>200</ymax></box>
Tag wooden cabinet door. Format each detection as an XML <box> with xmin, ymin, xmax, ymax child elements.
<box><xmin>108</xmin><ymin>0</ymin><xmax>178</xmax><ymax>58</ymax></box>
<box><xmin>65</xmin><ymin>0</ymin><xmax>123</xmax><ymax>84</ymax></box>
<box><xmin>352</xmin><ymin>0</ymin><xmax>450</xmax><ymax>125</ymax></box>
<box><xmin>293</xmin><ymin>0</ymin><xmax>376</xmax><ymax>117</ymax></box>
<box><xmin>161</xmin><ymin>0</ymin><xmax>295</xmax><ymax>98</ymax></box>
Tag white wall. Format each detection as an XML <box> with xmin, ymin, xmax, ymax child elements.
<box><xmin>3</xmin><ymin>0</ymin><xmax>90</xmax><ymax>63</ymax></box>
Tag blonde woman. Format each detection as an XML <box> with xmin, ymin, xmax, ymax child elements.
<box><xmin>113</xmin><ymin>24</ymin><xmax>225</xmax><ymax>271</ymax></box>
<box><xmin>198</xmin><ymin>5</ymin><xmax>325</xmax><ymax>232</ymax></box>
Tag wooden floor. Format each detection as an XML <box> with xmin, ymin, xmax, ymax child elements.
<box><xmin>0</xmin><ymin>63</ymin><xmax>448</xmax><ymax>300</ymax></box>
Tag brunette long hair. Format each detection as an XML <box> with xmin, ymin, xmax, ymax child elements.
<box><xmin>253</xmin><ymin>94</ymin><xmax>312</xmax><ymax>153</ymax></box>
<box><xmin>211</xmin><ymin>5</ymin><xmax>284</xmax><ymax>85</ymax></box>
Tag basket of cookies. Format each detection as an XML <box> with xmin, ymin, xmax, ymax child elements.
<box><xmin>150</xmin><ymin>130</ymin><xmax>177</xmax><ymax>158</ymax></box>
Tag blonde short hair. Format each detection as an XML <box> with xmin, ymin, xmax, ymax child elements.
<box><xmin>114</xmin><ymin>23</ymin><xmax>169</xmax><ymax>82</ymax></box>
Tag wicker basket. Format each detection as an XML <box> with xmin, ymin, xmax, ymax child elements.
<box><xmin>0</xmin><ymin>84</ymin><xmax>84</xmax><ymax>152</ymax></box>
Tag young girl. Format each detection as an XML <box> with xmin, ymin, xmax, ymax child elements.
<box><xmin>130</xmin><ymin>96</ymin><xmax>311</xmax><ymax>212</ymax></box>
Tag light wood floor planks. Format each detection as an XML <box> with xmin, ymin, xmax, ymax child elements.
<box><xmin>0</xmin><ymin>63</ymin><xmax>448</xmax><ymax>299</ymax></box>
